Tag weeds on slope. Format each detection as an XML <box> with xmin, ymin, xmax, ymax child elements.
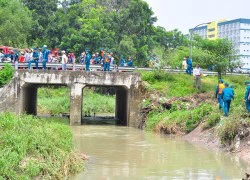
<box><xmin>0</xmin><ymin>113</ymin><xmax>84</xmax><ymax>179</ymax></box>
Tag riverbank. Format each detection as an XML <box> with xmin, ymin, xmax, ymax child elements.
<box><xmin>140</xmin><ymin>71</ymin><xmax>250</xmax><ymax>165</ymax></box>
<box><xmin>0</xmin><ymin>113</ymin><xmax>84</xmax><ymax>179</ymax></box>
<box><xmin>183</xmin><ymin>123</ymin><xmax>250</xmax><ymax>163</ymax></box>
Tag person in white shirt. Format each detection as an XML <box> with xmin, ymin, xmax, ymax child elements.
<box><xmin>61</xmin><ymin>51</ymin><xmax>68</xmax><ymax>70</ymax></box>
<box><xmin>193</xmin><ymin>64</ymin><xmax>202</xmax><ymax>90</ymax></box>
<box><xmin>182</xmin><ymin>57</ymin><xmax>187</xmax><ymax>70</ymax></box>
<box><xmin>24</xmin><ymin>49</ymin><xmax>30</xmax><ymax>62</ymax></box>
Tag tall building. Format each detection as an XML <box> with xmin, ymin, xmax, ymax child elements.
<box><xmin>190</xmin><ymin>18</ymin><xmax>250</xmax><ymax>69</ymax></box>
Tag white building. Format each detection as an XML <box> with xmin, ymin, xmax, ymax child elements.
<box><xmin>191</xmin><ymin>18</ymin><xmax>250</xmax><ymax>69</ymax></box>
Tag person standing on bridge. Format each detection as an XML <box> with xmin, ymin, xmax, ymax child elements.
<box><xmin>127</xmin><ymin>56</ymin><xmax>133</xmax><ymax>67</ymax></box>
<box><xmin>24</xmin><ymin>48</ymin><xmax>30</xmax><ymax>62</ymax></box>
<box><xmin>28</xmin><ymin>48</ymin><xmax>39</xmax><ymax>70</ymax></box>
<box><xmin>13</xmin><ymin>49</ymin><xmax>19</xmax><ymax>70</ymax></box>
<box><xmin>103</xmin><ymin>53</ymin><xmax>111</xmax><ymax>71</ymax></box>
<box><xmin>85</xmin><ymin>50</ymin><xmax>91</xmax><ymax>71</ymax></box>
<box><xmin>61</xmin><ymin>50</ymin><xmax>68</xmax><ymax>70</ymax></box>
<box><xmin>119</xmin><ymin>55</ymin><xmax>126</xmax><ymax>67</ymax></box>
<box><xmin>42</xmin><ymin>45</ymin><xmax>50</xmax><ymax>70</ymax></box>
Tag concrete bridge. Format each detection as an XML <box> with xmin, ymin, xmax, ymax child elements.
<box><xmin>0</xmin><ymin>70</ymin><xmax>144</xmax><ymax>126</ymax></box>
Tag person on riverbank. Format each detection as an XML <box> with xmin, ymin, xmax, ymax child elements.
<box><xmin>61</xmin><ymin>50</ymin><xmax>68</xmax><ymax>70</ymax></box>
<box><xmin>215</xmin><ymin>79</ymin><xmax>225</xmax><ymax>109</ymax></box>
<box><xmin>222</xmin><ymin>82</ymin><xmax>234</xmax><ymax>117</ymax></box>
<box><xmin>28</xmin><ymin>48</ymin><xmax>39</xmax><ymax>70</ymax></box>
<box><xmin>244</xmin><ymin>81</ymin><xmax>250</xmax><ymax>112</ymax></box>
<box><xmin>193</xmin><ymin>64</ymin><xmax>202</xmax><ymax>90</ymax></box>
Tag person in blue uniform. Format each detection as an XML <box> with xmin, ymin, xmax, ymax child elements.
<box><xmin>85</xmin><ymin>50</ymin><xmax>91</xmax><ymax>71</ymax></box>
<box><xmin>119</xmin><ymin>55</ymin><xmax>126</xmax><ymax>67</ymax></box>
<box><xmin>215</xmin><ymin>79</ymin><xmax>225</xmax><ymax>109</ymax></box>
<box><xmin>186</xmin><ymin>57</ymin><xmax>193</xmax><ymax>75</ymax></box>
<box><xmin>222</xmin><ymin>82</ymin><xmax>234</xmax><ymax>116</ymax></box>
<box><xmin>13</xmin><ymin>49</ymin><xmax>19</xmax><ymax>70</ymax></box>
<box><xmin>244</xmin><ymin>80</ymin><xmax>250</xmax><ymax>112</ymax></box>
<box><xmin>42</xmin><ymin>45</ymin><xmax>50</xmax><ymax>70</ymax></box>
<box><xmin>28</xmin><ymin>48</ymin><xmax>39</xmax><ymax>69</ymax></box>
<box><xmin>127</xmin><ymin>56</ymin><xmax>133</xmax><ymax>67</ymax></box>
<box><xmin>104</xmin><ymin>53</ymin><xmax>111</xmax><ymax>71</ymax></box>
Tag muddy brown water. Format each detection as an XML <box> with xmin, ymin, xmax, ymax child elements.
<box><xmin>72</xmin><ymin>125</ymin><xmax>250</xmax><ymax>180</ymax></box>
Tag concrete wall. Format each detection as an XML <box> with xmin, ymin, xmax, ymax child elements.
<box><xmin>0</xmin><ymin>78</ymin><xmax>19</xmax><ymax>113</ymax></box>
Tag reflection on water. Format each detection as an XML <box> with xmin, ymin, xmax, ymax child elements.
<box><xmin>72</xmin><ymin>125</ymin><xmax>249</xmax><ymax>180</ymax></box>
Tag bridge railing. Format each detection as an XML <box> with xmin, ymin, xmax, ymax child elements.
<box><xmin>0</xmin><ymin>62</ymin><xmax>248</xmax><ymax>76</ymax></box>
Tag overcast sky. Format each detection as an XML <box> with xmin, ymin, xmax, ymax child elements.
<box><xmin>144</xmin><ymin>0</ymin><xmax>250</xmax><ymax>34</ymax></box>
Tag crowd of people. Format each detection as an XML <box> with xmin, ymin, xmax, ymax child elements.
<box><xmin>0</xmin><ymin>46</ymin><xmax>134</xmax><ymax>71</ymax></box>
<box><xmin>182</xmin><ymin>56</ymin><xmax>250</xmax><ymax>117</ymax></box>
<box><xmin>215</xmin><ymin>79</ymin><xmax>250</xmax><ymax>116</ymax></box>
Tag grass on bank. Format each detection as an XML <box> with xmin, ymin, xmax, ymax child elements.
<box><xmin>0</xmin><ymin>113</ymin><xmax>84</xmax><ymax>179</ymax></box>
<box><xmin>140</xmin><ymin>71</ymin><xmax>250</xmax><ymax>143</ymax></box>
<box><xmin>38</xmin><ymin>88</ymin><xmax>115</xmax><ymax>115</ymax></box>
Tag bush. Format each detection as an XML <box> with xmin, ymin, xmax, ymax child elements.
<box><xmin>203</xmin><ymin>112</ymin><xmax>221</xmax><ymax>129</ymax></box>
<box><xmin>184</xmin><ymin>104</ymin><xmax>213</xmax><ymax>132</ymax></box>
<box><xmin>0</xmin><ymin>63</ymin><xmax>14</xmax><ymax>87</ymax></box>
<box><xmin>218</xmin><ymin>119</ymin><xmax>240</xmax><ymax>145</ymax></box>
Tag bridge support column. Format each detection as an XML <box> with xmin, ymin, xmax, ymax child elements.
<box><xmin>70</xmin><ymin>83</ymin><xmax>85</xmax><ymax>125</ymax></box>
<box><xmin>115</xmin><ymin>87</ymin><xmax>129</xmax><ymax>126</ymax></box>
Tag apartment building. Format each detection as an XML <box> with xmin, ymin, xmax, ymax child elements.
<box><xmin>190</xmin><ymin>18</ymin><xmax>250</xmax><ymax>69</ymax></box>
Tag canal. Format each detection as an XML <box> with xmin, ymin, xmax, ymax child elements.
<box><xmin>72</xmin><ymin>125</ymin><xmax>249</xmax><ymax>179</ymax></box>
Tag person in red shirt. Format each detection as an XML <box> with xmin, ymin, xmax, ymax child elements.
<box><xmin>19</xmin><ymin>51</ymin><xmax>25</xmax><ymax>63</ymax></box>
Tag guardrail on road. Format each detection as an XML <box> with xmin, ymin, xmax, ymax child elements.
<box><xmin>0</xmin><ymin>62</ymin><xmax>249</xmax><ymax>76</ymax></box>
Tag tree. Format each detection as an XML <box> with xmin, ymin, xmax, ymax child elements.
<box><xmin>0</xmin><ymin>0</ymin><xmax>32</xmax><ymax>47</ymax></box>
<box><xmin>153</xmin><ymin>27</ymin><xmax>188</xmax><ymax>51</ymax></box>
<box><xmin>21</xmin><ymin>0</ymin><xmax>58</xmax><ymax>43</ymax></box>
<box><xmin>167</xmin><ymin>46</ymin><xmax>213</xmax><ymax>69</ymax></box>
<box><xmin>196</xmin><ymin>38</ymin><xmax>240</xmax><ymax>78</ymax></box>
<box><xmin>118</xmin><ymin>36</ymin><xmax>137</xmax><ymax>61</ymax></box>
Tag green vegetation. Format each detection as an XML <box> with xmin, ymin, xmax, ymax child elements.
<box><xmin>218</xmin><ymin>118</ymin><xmax>240</xmax><ymax>145</ymax></box>
<box><xmin>1</xmin><ymin>0</ymin><xmax>238</xmax><ymax>72</ymax></box>
<box><xmin>141</xmin><ymin>70</ymin><xmax>217</xmax><ymax>97</ymax></box>
<box><xmin>0</xmin><ymin>63</ymin><xmax>14</xmax><ymax>87</ymax></box>
<box><xmin>0</xmin><ymin>113</ymin><xmax>84</xmax><ymax>179</ymax></box>
<box><xmin>202</xmin><ymin>112</ymin><xmax>221</xmax><ymax>130</ymax></box>
<box><xmin>0</xmin><ymin>0</ymin><xmax>32</xmax><ymax>46</ymax></box>
<box><xmin>141</xmin><ymin>71</ymin><xmax>250</xmax><ymax>144</ymax></box>
<box><xmin>38</xmin><ymin>87</ymin><xmax>115</xmax><ymax>115</ymax></box>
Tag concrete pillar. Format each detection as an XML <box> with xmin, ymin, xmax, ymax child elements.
<box><xmin>70</xmin><ymin>83</ymin><xmax>85</xmax><ymax>125</ymax></box>
<box><xmin>20</xmin><ymin>85</ymin><xmax>38</xmax><ymax>115</ymax></box>
<box><xmin>115</xmin><ymin>87</ymin><xmax>129</xmax><ymax>126</ymax></box>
